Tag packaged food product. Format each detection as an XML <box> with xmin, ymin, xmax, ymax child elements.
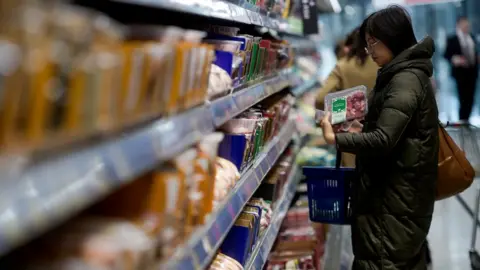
<box><xmin>213</xmin><ymin>157</ymin><xmax>240</xmax><ymax>205</ymax></box>
<box><xmin>172</xmin><ymin>149</ymin><xmax>197</xmax><ymax>237</ymax></box>
<box><xmin>323</xmin><ymin>86</ymin><xmax>368</xmax><ymax>125</ymax></box>
<box><xmin>209</xmin><ymin>253</ymin><xmax>243</xmax><ymax>270</ymax></box>
<box><xmin>28</xmin><ymin>217</ymin><xmax>155</xmax><ymax>270</ymax></box>
<box><xmin>209</xmin><ymin>25</ymin><xmax>240</xmax><ymax>37</ymax></box>
<box><xmin>196</xmin><ymin>133</ymin><xmax>224</xmax><ymax>224</ymax></box>
<box><xmin>208</xmin><ymin>64</ymin><xmax>232</xmax><ymax>98</ymax></box>
<box><xmin>204</xmin><ymin>39</ymin><xmax>243</xmax><ymax>53</ymax></box>
<box><xmin>219</xmin><ymin>219</ymin><xmax>252</xmax><ymax>266</ymax></box>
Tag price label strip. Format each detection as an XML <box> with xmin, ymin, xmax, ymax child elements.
<box><xmin>234</xmin><ymin>5</ymin><xmax>251</xmax><ymax>24</ymax></box>
<box><xmin>255</xmin><ymin>165</ymin><xmax>264</xmax><ymax>183</ymax></box>
<box><xmin>210</xmin><ymin>1</ymin><xmax>233</xmax><ymax>20</ymax></box>
<box><xmin>193</xmin><ymin>239</ymin><xmax>209</xmax><ymax>266</ymax></box>
<box><xmin>248</xmin><ymin>10</ymin><xmax>263</xmax><ymax>26</ymax></box>
<box><xmin>234</xmin><ymin>87</ymin><xmax>258</xmax><ymax>110</ymax></box>
<box><xmin>210</xmin><ymin>96</ymin><xmax>238</xmax><ymax>126</ymax></box>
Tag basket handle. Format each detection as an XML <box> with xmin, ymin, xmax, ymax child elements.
<box><xmin>335</xmin><ymin>150</ymin><xmax>342</xmax><ymax>169</ymax></box>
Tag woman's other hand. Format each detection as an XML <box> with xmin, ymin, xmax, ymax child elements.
<box><xmin>349</xmin><ymin>120</ymin><xmax>364</xmax><ymax>133</ymax></box>
<box><xmin>320</xmin><ymin>113</ymin><xmax>336</xmax><ymax>145</ymax></box>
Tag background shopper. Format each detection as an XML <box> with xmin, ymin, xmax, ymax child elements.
<box><xmin>334</xmin><ymin>39</ymin><xmax>346</xmax><ymax>59</ymax></box>
<box><xmin>444</xmin><ymin>16</ymin><xmax>479</xmax><ymax>122</ymax></box>
<box><xmin>315</xmin><ymin>28</ymin><xmax>378</xmax><ymax>167</ymax></box>
<box><xmin>320</xmin><ymin>6</ymin><xmax>438</xmax><ymax>270</ymax></box>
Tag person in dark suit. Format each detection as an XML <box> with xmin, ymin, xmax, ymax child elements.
<box><xmin>444</xmin><ymin>16</ymin><xmax>479</xmax><ymax>122</ymax></box>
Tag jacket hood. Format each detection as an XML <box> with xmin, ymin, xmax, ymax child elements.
<box><xmin>376</xmin><ymin>36</ymin><xmax>435</xmax><ymax>88</ymax></box>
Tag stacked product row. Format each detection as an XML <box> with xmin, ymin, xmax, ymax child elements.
<box><xmin>210</xmin><ymin>144</ymin><xmax>298</xmax><ymax>269</ymax></box>
<box><xmin>265</xmin><ymin>196</ymin><xmax>327</xmax><ymax>270</ymax></box>
<box><xmin>0</xmin><ymin>0</ymin><xmax>294</xmax><ymax>152</ymax></box>
<box><xmin>2</xmin><ymin>94</ymin><xmax>295</xmax><ymax>269</ymax></box>
<box><xmin>218</xmin><ymin>93</ymin><xmax>294</xmax><ymax>173</ymax></box>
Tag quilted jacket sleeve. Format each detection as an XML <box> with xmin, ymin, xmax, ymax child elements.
<box><xmin>335</xmin><ymin>73</ymin><xmax>423</xmax><ymax>154</ymax></box>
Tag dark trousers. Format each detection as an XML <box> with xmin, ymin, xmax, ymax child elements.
<box><xmin>454</xmin><ymin>68</ymin><xmax>478</xmax><ymax>121</ymax></box>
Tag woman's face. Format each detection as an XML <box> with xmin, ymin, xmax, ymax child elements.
<box><xmin>365</xmin><ymin>33</ymin><xmax>393</xmax><ymax>67</ymax></box>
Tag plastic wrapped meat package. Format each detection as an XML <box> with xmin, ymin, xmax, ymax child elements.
<box><xmin>323</xmin><ymin>86</ymin><xmax>368</xmax><ymax>125</ymax></box>
<box><xmin>257</xmin><ymin>199</ymin><xmax>272</xmax><ymax>233</ymax></box>
<box><xmin>208</xmin><ymin>64</ymin><xmax>233</xmax><ymax>98</ymax></box>
<box><xmin>316</xmin><ymin>86</ymin><xmax>368</xmax><ymax>133</ymax></box>
<box><xmin>209</xmin><ymin>253</ymin><xmax>244</xmax><ymax>270</ymax></box>
<box><xmin>213</xmin><ymin>157</ymin><xmax>240</xmax><ymax>206</ymax></box>
<box><xmin>23</xmin><ymin>217</ymin><xmax>155</xmax><ymax>270</ymax></box>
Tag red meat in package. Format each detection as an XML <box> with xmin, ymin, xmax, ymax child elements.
<box><xmin>318</xmin><ymin>86</ymin><xmax>368</xmax><ymax>132</ymax></box>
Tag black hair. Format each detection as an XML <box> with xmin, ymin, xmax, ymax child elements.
<box><xmin>346</xmin><ymin>27</ymin><xmax>369</xmax><ymax>65</ymax></box>
<box><xmin>344</xmin><ymin>30</ymin><xmax>356</xmax><ymax>47</ymax></box>
<box><xmin>334</xmin><ymin>40</ymin><xmax>345</xmax><ymax>59</ymax></box>
<box><xmin>359</xmin><ymin>5</ymin><xmax>417</xmax><ymax>57</ymax></box>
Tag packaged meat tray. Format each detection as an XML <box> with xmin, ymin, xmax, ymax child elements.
<box><xmin>324</xmin><ymin>86</ymin><xmax>368</xmax><ymax>124</ymax></box>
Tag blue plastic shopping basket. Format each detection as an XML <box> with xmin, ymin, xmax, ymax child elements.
<box><xmin>303</xmin><ymin>151</ymin><xmax>355</xmax><ymax>224</ymax></box>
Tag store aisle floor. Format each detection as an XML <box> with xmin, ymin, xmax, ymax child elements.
<box><xmin>429</xmin><ymin>184</ymin><xmax>480</xmax><ymax>270</ymax></box>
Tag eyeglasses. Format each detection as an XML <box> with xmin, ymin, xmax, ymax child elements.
<box><xmin>364</xmin><ymin>40</ymin><xmax>380</xmax><ymax>54</ymax></box>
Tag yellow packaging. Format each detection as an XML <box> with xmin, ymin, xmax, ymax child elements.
<box><xmin>90</xmin><ymin>18</ymin><xmax>124</xmax><ymax>130</ymax></box>
<box><xmin>167</xmin><ymin>42</ymin><xmax>189</xmax><ymax>115</ymax></box>
<box><xmin>194</xmin><ymin>150</ymin><xmax>210</xmax><ymax>225</ymax></box>
<box><xmin>145</xmin><ymin>42</ymin><xmax>175</xmax><ymax>117</ymax></box>
<box><xmin>198</xmin><ymin>45</ymin><xmax>214</xmax><ymax>105</ymax></box>
<box><xmin>189</xmin><ymin>45</ymin><xmax>204</xmax><ymax>108</ymax></box>
<box><xmin>25</xmin><ymin>42</ymin><xmax>54</xmax><ymax>143</ymax></box>
<box><xmin>94</xmin><ymin>50</ymin><xmax>123</xmax><ymax>130</ymax></box>
<box><xmin>64</xmin><ymin>62</ymin><xmax>87</xmax><ymax>133</ymax></box>
<box><xmin>153</xmin><ymin>165</ymin><xmax>185</xmax><ymax>253</ymax></box>
<box><xmin>173</xmin><ymin>149</ymin><xmax>197</xmax><ymax>238</ymax></box>
<box><xmin>197</xmin><ymin>133</ymin><xmax>224</xmax><ymax>221</ymax></box>
<box><xmin>119</xmin><ymin>42</ymin><xmax>150</xmax><ymax>123</ymax></box>
<box><xmin>0</xmin><ymin>38</ymin><xmax>24</xmax><ymax>147</ymax></box>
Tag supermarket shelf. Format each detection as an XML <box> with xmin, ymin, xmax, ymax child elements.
<box><xmin>290</xmin><ymin>79</ymin><xmax>319</xmax><ymax>97</ymax></box>
<box><xmin>245</xmin><ymin>164</ymin><xmax>301</xmax><ymax>270</ymax></box>
<box><xmin>0</xmin><ymin>72</ymin><xmax>292</xmax><ymax>257</ymax></box>
<box><xmin>211</xmin><ymin>69</ymin><xmax>292</xmax><ymax>126</ymax></box>
<box><xmin>115</xmin><ymin>0</ymin><xmax>285</xmax><ymax>31</ymax></box>
<box><xmin>164</xmin><ymin>119</ymin><xmax>297</xmax><ymax>270</ymax></box>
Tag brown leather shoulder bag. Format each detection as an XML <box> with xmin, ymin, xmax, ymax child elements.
<box><xmin>406</xmin><ymin>69</ymin><xmax>475</xmax><ymax>200</ymax></box>
<box><xmin>436</xmin><ymin>124</ymin><xmax>475</xmax><ymax>200</ymax></box>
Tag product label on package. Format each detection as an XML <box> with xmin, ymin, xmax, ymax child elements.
<box><xmin>331</xmin><ymin>97</ymin><xmax>347</xmax><ymax>124</ymax></box>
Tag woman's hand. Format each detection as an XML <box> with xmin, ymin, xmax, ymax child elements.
<box><xmin>320</xmin><ymin>113</ymin><xmax>336</xmax><ymax>145</ymax></box>
<box><xmin>348</xmin><ymin>120</ymin><xmax>364</xmax><ymax>133</ymax></box>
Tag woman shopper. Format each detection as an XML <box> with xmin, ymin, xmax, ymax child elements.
<box><xmin>320</xmin><ymin>5</ymin><xmax>438</xmax><ymax>270</ymax></box>
<box><xmin>316</xmin><ymin>28</ymin><xmax>378</xmax><ymax>167</ymax></box>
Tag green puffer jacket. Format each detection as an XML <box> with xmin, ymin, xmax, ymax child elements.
<box><xmin>336</xmin><ymin>37</ymin><xmax>439</xmax><ymax>270</ymax></box>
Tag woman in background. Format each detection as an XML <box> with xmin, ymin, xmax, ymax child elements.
<box><xmin>315</xmin><ymin>27</ymin><xmax>378</xmax><ymax>167</ymax></box>
<box><xmin>334</xmin><ymin>39</ymin><xmax>346</xmax><ymax>59</ymax></box>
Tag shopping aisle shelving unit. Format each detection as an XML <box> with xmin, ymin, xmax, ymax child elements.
<box><xmin>244</xmin><ymin>164</ymin><xmax>301</xmax><ymax>270</ymax></box>
<box><xmin>0</xmin><ymin>72</ymin><xmax>293</xmax><ymax>257</ymax></box>
<box><xmin>163</xmin><ymin>120</ymin><xmax>297</xmax><ymax>270</ymax></box>
<box><xmin>290</xmin><ymin>79</ymin><xmax>319</xmax><ymax>97</ymax></box>
<box><xmin>112</xmin><ymin>0</ymin><xmax>303</xmax><ymax>35</ymax></box>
